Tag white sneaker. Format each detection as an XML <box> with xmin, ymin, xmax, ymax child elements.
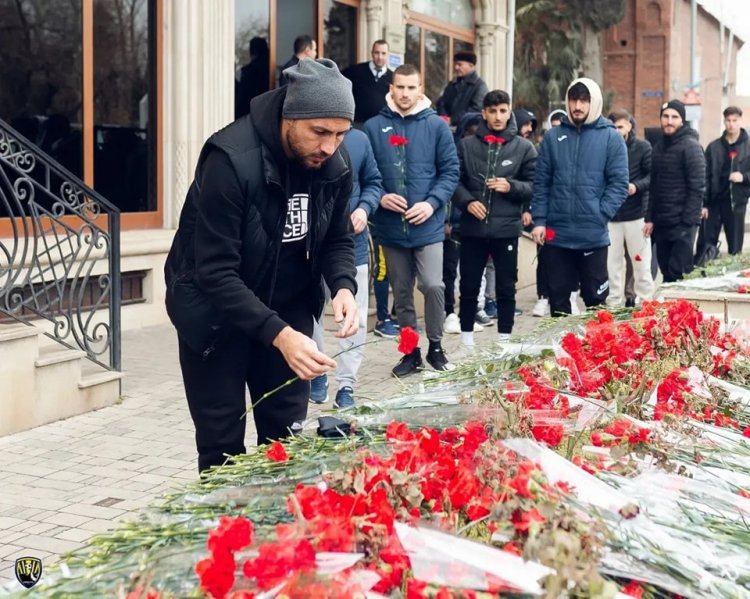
<box><xmin>570</xmin><ymin>292</ymin><xmax>581</xmax><ymax>315</ymax></box>
<box><xmin>443</xmin><ymin>313</ymin><xmax>460</xmax><ymax>334</ymax></box>
<box><xmin>532</xmin><ymin>298</ymin><xmax>550</xmax><ymax>317</ymax></box>
<box><xmin>497</xmin><ymin>333</ymin><xmax>511</xmax><ymax>343</ymax></box>
<box><xmin>473</xmin><ymin>321</ymin><xmax>483</xmax><ymax>332</ymax></box>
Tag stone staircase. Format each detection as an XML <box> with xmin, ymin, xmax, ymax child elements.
<box><xmin>0</xmin><ymin>322</ymin><xmax>123</xmax><ymax>436</ymax></box>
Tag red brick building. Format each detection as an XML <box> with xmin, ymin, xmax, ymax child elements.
<box><xmin>603</xmin><ymin>0</ymin><xmax>744</xmax><ymax>145</ymax></box>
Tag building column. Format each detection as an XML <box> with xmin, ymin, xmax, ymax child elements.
<box><xmin>162</xmin><ymin>0</ymin><xmax>235</xmax><ymax>228</ymax></box>
<box><xmin>475</xmin><ymin>0</ymin><xmax>511</xmax><ymax>93</ymax></box>
<box><xmin>365</xmin><ymin>0</ymin><xmax>385</xmax><ymax>50</ymax></box>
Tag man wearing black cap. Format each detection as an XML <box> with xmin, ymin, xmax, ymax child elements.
<box><xmin>165</xmin><ymin>59</ymin><xmax>359</xmax><ymax>473</ymax></box>
<box><xmin>436</xmin><ymin>51</ymin><xmax>489</xmax><ymax>127</ymax></box>
<box><xmin>645</xmin><ymin>99</ymin><xmax>705</xmax><ymax>282</ymax></box>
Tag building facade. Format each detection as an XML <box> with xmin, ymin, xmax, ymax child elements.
<box><xmin>0</xmin><ymin>0</ymin><xmax>513</xmax><ymax>332</ymax></box>
<box><xmin>603</xmin><ymin>0</ymin><xmax>744</xmax><ymax>145</ymax></box>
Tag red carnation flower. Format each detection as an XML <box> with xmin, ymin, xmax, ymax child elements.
<box><xmin>496</xmin><ymin>136</ymin><xmax>507</xmax><ymax>144</ymax></box>
<box><xmin>265</xmin><ymin>441</ymin><xmax>289</xmax><ymax>462</ymax></box>
<box><xmin>389</xmin><ymin>134</ymin><xmax>408</xmax><ymax>147</ymax></box>
<box><xmin>729</xmin><ymin>150</ymin><xmax>738</xmax><ymax>159</ymax></box>
<box><xmin>483</xmin><ymin>134</ymin><xmax>498</xmax><ymax>144</ymax></box>
<box><xmin>397</xmin><ymin>326</ymin><xmax>420</xmax><ymax>354</ymax></box>
<box><xmin>545</xmin><ymin>227</ymin><xmax>556</xmax><ymax>242</ymax></box>
<box><xmin>634</xmin><ymin>254</ymin><xmax>642</xmax><ymax>262</ymax></box>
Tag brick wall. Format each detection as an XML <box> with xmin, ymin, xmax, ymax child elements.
<box><xmin>603</xmin><ymin>0</ymin><xmax>743</xmax><ymax>146</ymax></box>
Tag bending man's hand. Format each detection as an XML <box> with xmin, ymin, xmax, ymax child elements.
<box><xmin>272</xmin><ymin>327</ymin><xmax>336</xmax><ymax>381</ymax></box>
<box><xmin>331</xmin><ymin>289</ymin><xmax>359</xmax><ymax>338</ymax></box>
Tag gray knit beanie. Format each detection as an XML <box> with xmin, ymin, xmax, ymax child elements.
<box><xmin>282</xmin><ymin>58</ymin><xmax>355</xmax><ymax>121</ymax></box>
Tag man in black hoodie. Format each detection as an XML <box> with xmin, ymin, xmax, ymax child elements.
<box><xmin>164</xmin><ymin>59</ymin><xmax>359</xmax><ymax>473</ymax></box>
<box><xmin>645</xmin><ymin>100</ymin><xmax>706</xmax><ymax>282</ymax></box>
<box><xmin>698</xmin><ymin>105</ymin><xmax>750</xmax><ymax>256</ymax></box>
<box><xmin>606</xmin><ymin>109</ymin><xmax>653</xmax><ymax>306</ymax></box>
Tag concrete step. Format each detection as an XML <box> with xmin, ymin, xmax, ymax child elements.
<box><xmin>35</xmin><ymin>346</ymin><xmax>87</xmax><ymax>368</ymax></box>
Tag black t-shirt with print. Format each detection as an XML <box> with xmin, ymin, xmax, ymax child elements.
<box><xmin>272</xmin><ymin>162</ymin><xmax>313</xmax><ymax>308</ymax></box>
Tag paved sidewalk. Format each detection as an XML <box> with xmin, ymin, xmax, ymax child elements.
<box><xmin>0</xmin><ymin>285</ymin><xmax>546</xmax><ymax>589</ymax></box>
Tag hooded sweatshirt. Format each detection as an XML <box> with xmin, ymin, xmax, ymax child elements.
<box><xmin>164</xmin><ymin>87</ymin><xmax>357</xmax><ymax>352</ymax></box>
<box><xmin>364</xmin><ymin>93</ymin><xmax>460</xmax><ymax>248</ymax></box>
<box><xmin>531</xmin><ymin>78</ymin><xmax>629</xmax><ymax>250</ymax></box>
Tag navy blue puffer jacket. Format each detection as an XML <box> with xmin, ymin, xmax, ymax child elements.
<box><xmin>364</xmin><ymin>97</ymin><xmax>459</xmax><ymax>248</ymax></box>
<box><xmin>532</xmin><ymin>115</ymin><xmax>628</xmax><ymax>249</ymax></box>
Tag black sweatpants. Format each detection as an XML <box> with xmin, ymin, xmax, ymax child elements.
<box><xmin>536</xmin><ymin>245</ymin><xmax>549</xmax><ymax>299</ymax></box>
<box><xmin>697</xmin><ymin>199</ymin><xmax>747</xmax><ymax>256</ymax></box>
<box><xmin>544</xmin><ymin>245</ymin><xmax>608</xmax><ymax>316</ymax></box>
<box><xmin>654</xmin><ymin>225</ymin><xmax>697</xmax><ymax>283</ymax></box>
<box><xmin>178</xmin><ymin>309</ymin><xmax>312</xmax><ymax>473</ymax></box>
<box><xmin>459</xmin><ymin>236</ymin><xmax>517</xmax><ymax>334</ymax></box>
<box><xmin>443</xmin><ymin>231</ymin><xmax>460</xmax><ymax>315</ymax></box>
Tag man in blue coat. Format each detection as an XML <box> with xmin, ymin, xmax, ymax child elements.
<box><xmin>365</xmin><ymin>64</ymin><xmax>460</xmax><ymax>376</ymax></box>
<box><xmin>531</xmin><ymin>77</ymin><xmax>629</xmax><ymax>316</ymax></box>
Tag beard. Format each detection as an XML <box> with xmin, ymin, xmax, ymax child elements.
<box><xmin>286</xmin><ymin>129</ymin><xmax>330</xmax><ymax>170</ymax></box>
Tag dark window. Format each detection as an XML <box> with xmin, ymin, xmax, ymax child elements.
<box><xmin>323</xmin><ymin>1</ymin><xmax>357</xmax><ymax>71</ymax></box>
<box><xmin>0</xmin><ymin>0</ymin><xmax>83</xmax><ymax>179</ymax></box>
<box><xmin>405</xmin><ymin>24</ymin><xmax>422</xmax><ymax>71</ymax></box>
<box><xmin>424</xmin><ymin>30</ymin><xmax>449</xmax><ymax>108</ymax></box>
<box><xmin>93</xmin><ymin>0</ymin><xmax>156</xmax><ymax>213</ymax></box>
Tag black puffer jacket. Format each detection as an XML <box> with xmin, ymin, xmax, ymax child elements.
<box><xmin>705</xmin><ymin>128</ymin><xmax>750</xmax><ymax>208</ymax></box>
<box><xmin>612</xmin><ymin>124</ymin><xmax>651</xmax><ymax>222</ymax></box>
<box><xmin>647</xmin><ymin>125</ymin><xmax>705</xmax><ymax>228</ymax></box>
<box><xmin>164</xmin><ymin>87</ymin><xmax>356</xmax><ymax>353</ymax></box>
<box><xmin>454</xmin><ymin>117</ymin><xmax>537</xmax><ymax>238</ymax></box>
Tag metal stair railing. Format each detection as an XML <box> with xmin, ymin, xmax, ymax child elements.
<box><xmin>0</xmin><ymin>118</ymin><xmax>121</xmax><ymax>371</ymax></box>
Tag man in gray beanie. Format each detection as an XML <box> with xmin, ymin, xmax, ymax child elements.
<box><xmin>165</xmin><ymin>58</ymin><xmax>359</xmax><ymax>473</ymax></box>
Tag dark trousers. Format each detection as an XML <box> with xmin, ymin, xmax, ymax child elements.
<box><xmin>536</xmin><ymin>245</ymin><xmax>549</xmax><ymax>298</ymax></box>
<box><xmin>654</xmin><ymin>225</ymin><xmax>697</xmax><ymax>283</ymax></box>
<box><xmin>459</xmin><ymin>236</ymin><xmax>518</xmax><ymax>334</ymax></box>
<box><xmin>178</xmin><ymin>309</ymin><xmax>312</xmax><ymax>473</ymax></box>
<box><xmin>697</xmin><ymin>200</ymin><xmax>747</xmax><ymax>256</ymax></box>
<box><xmin>443</xmin><ymin>231</ymin><xmax>460</xmax><ymax>315</ymax></box>
<box><xmin>544</xmin><ymin>245</ymin><xmax>608</xmax><ymax>316</ymax></box>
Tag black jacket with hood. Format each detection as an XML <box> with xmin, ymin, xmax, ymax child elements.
<box><xmin>164</xmin><ymin>87</ymin><xmax>357</xmax><ymax>355</ymax></box>
<box><xmin>647</xmin><ymin>124</ymin><xmax>705</xmax><ymax>228</ymax></box>
<box><xmin>612</xmin><ymin>119</ymin><xmax>652</xmax><ymax>222</ymax></box>
<box><xmin>705</xmin><ymin>128</ymin><xmax>750</xmax><ymax>209</ymax></box>
<box><xmin>454</xmin><ymin>116</ymin><xmax>537</xmax><ymax>238</ymax></box>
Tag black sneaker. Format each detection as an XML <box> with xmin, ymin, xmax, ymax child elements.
<box><xmin>625</xmin><ymin>298</ymin><xmax>636</xmax><ymax>308</ymax></box>
<box><xmin>426</xmin><ymin>346</ymin><xmax>455</xmax><ymax>371</ymax></box>
<box><xmin>392</xmin><ymin>348</ymin><xmax>423</xmax><ymax>378</ymax></box>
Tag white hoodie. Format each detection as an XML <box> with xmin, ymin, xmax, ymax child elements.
<box><xmin>565</xmin><ymin>77</ymin><xmax>603</xmax><ymax>126</ymax></box>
